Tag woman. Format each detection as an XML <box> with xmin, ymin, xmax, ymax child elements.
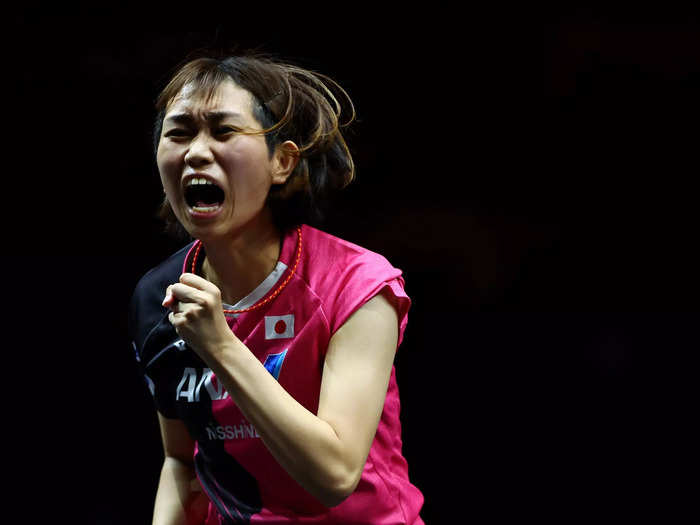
<box><xmin>129</xmin><ymin>53</ymin><xmax>424</xmax><ymax>524</ymax></box>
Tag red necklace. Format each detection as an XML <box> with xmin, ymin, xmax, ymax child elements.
<box><xmin>189</xmin><ymin>226</ymin><xmax>303</xmax><ymax>315</ymax></box>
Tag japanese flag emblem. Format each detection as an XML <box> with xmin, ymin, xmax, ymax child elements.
<box><xmin>265</xmin><ymin>314</ymin><xmax>295</xmax><ymax>339</ymax></box>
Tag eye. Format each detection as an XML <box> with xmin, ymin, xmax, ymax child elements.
<box><xmin>164</xmin><ymin>128</ymin><xmax>191</xmax><ymax>138</ymax></box>
<box><xmin>215</xmin><ymin>126</ymin><xmax>240</xmax><ymax>136</ymax></box>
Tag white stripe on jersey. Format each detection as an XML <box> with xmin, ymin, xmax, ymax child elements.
<box><xmin>222</xmin><ymin>261</ymin><xmax>288</xmax><ymax>317</ymax></box>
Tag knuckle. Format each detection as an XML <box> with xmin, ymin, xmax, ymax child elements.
<box><xmin>199</xmin><ymin>293</ymin><xmax>216</xmax><ymax>309</ymax></box>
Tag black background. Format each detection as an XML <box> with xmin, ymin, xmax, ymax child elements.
<box><xmin>5</xmin><ymin>5</ymin><xmax>698</xmax><ymax>523</ymax></box>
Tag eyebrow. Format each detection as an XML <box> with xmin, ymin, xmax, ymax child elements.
<box><xmin>164</xmin><ymin>111</ymin><xmax>244</xmax><ymax>124</ymax></box>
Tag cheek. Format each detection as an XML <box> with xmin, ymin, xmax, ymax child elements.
<box><xmin>156</xmin><ymin>145</ymin><xmax>181</xmax><ymax>191</ymax></box>
<box><xmin>223</xmin><ymin>139</ymin><xmax>272</xmax><ymax>195</ymax></box>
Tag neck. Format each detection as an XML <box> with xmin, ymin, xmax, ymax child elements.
<box><xmin>199</xmin><ymin>213</ymin><xmax>282</xmax><ymax>306</ymax></box>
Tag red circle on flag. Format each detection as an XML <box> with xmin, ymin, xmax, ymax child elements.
<box><xmin>274</xmin><ymin>320</ymin><xmax>287</xmax><ymax>334</ymax></box>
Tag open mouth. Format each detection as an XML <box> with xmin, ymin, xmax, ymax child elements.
<box><xmin>184</xmin><ymin>179</ymin><xmax>225</xmax><ymax>213</ymax></box>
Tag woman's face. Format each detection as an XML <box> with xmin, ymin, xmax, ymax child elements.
<box><xmin>157</xmin><ymin>79</ymin><xmax>283</xmax><ymax>241</ymax></box>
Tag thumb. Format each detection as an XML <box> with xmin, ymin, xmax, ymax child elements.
<box><xmin>162</xmin><ymin>285</ymin><xmax>175</xmax><ymax>308</ymax></box>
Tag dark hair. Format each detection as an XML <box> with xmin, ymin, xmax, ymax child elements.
<box><xmin>152</xmin><ymin>53</ymin><xmax>356</xmax><ymax>239</ymax></box>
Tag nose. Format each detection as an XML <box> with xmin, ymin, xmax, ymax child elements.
<box><xmin>184</xmin><ymin>133</ymin><xmax>215</xmax><ymax>168</ymax></box>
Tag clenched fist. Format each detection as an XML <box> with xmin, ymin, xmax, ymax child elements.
<box><xmin>162</xmin><ymin>272</ymin><xmax>236</xmax><ymax>361</ymax></box>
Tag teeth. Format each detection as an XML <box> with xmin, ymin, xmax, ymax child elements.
<box><xmin>187</xmin><ymin>178</ymin><xmax>215</xmax><ymax>186</ymax></box>
<box><xmin>192</xmin><ymin>205</ymin><xmax>220</xmax><ymax>213</ymax></box>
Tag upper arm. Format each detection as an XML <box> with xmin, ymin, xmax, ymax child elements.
<box><xmin>317</xmin><ymin>290</ymin><xmax>399</xmax><ymax>478</ymax></box>
<box><xmin>157</xmin><ymin>411</ymin><xmax>196</xmax><ymax>465</ymax></box>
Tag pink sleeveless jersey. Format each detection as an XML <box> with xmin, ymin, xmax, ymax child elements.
<box><xmin>130</xmin><ymin>224</ymin><xmax>424</xmax><ymax>524</ymax></box>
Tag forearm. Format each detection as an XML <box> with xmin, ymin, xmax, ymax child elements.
<box><xmin>204</xmin><ymin>339</ymin><xmax>357</xmax><ymax>507</ymax></box>
<box><xmin>152</xmin><ymin>456</ymin><xmax>201</xmax><ymax>525</ymax></box>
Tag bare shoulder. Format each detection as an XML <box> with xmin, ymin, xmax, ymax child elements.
<box><xmin>327</xmin><ymin>291</ymin><xmax>399</xmax><ymax>357</ymax></box>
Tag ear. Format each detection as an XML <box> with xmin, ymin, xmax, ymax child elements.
<box><xmin>271</xmin><ymin>140</ymin><xmax>300</xmax><ymax>185</ymax></box>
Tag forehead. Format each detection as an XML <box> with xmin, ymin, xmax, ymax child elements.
<box><xmin>164</xmin><ymin>79</ymin><xmax>255</xmax><ymax>120</ymax></box>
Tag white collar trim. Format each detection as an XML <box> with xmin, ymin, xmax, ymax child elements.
<box><xmin>222</xmin><ymin>261</ymin><xmax>288</xmax><ymax>317</ymax></box>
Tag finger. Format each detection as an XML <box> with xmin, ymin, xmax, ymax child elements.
<box><xmin>162</xmin><ymin>285</ymin><xmax>175</xmax><ymax>308</ymax></box>
<box><xmin>168</xmin><ymin>310</ymin><xmax>189</xmax><ymax>328</ymax></box>
<box><xmin>169</xmin><ymin>282</ymin><xmax>208</xmax><ymax>305</ymax></box>
<box><xmin>169</xmin><ymin>299</ymin><xmax>182</xmax><ymax>314</ymax></box>
<box><xmin>180</xmin><ymin>272</ymin><xmax>221</xmax><ymax>295</ymax></box>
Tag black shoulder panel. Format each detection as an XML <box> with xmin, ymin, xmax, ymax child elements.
<box><xmin>128</xmin><ymin>243</ymin><xmax>193</xmax><ymax>367</ymax></box>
